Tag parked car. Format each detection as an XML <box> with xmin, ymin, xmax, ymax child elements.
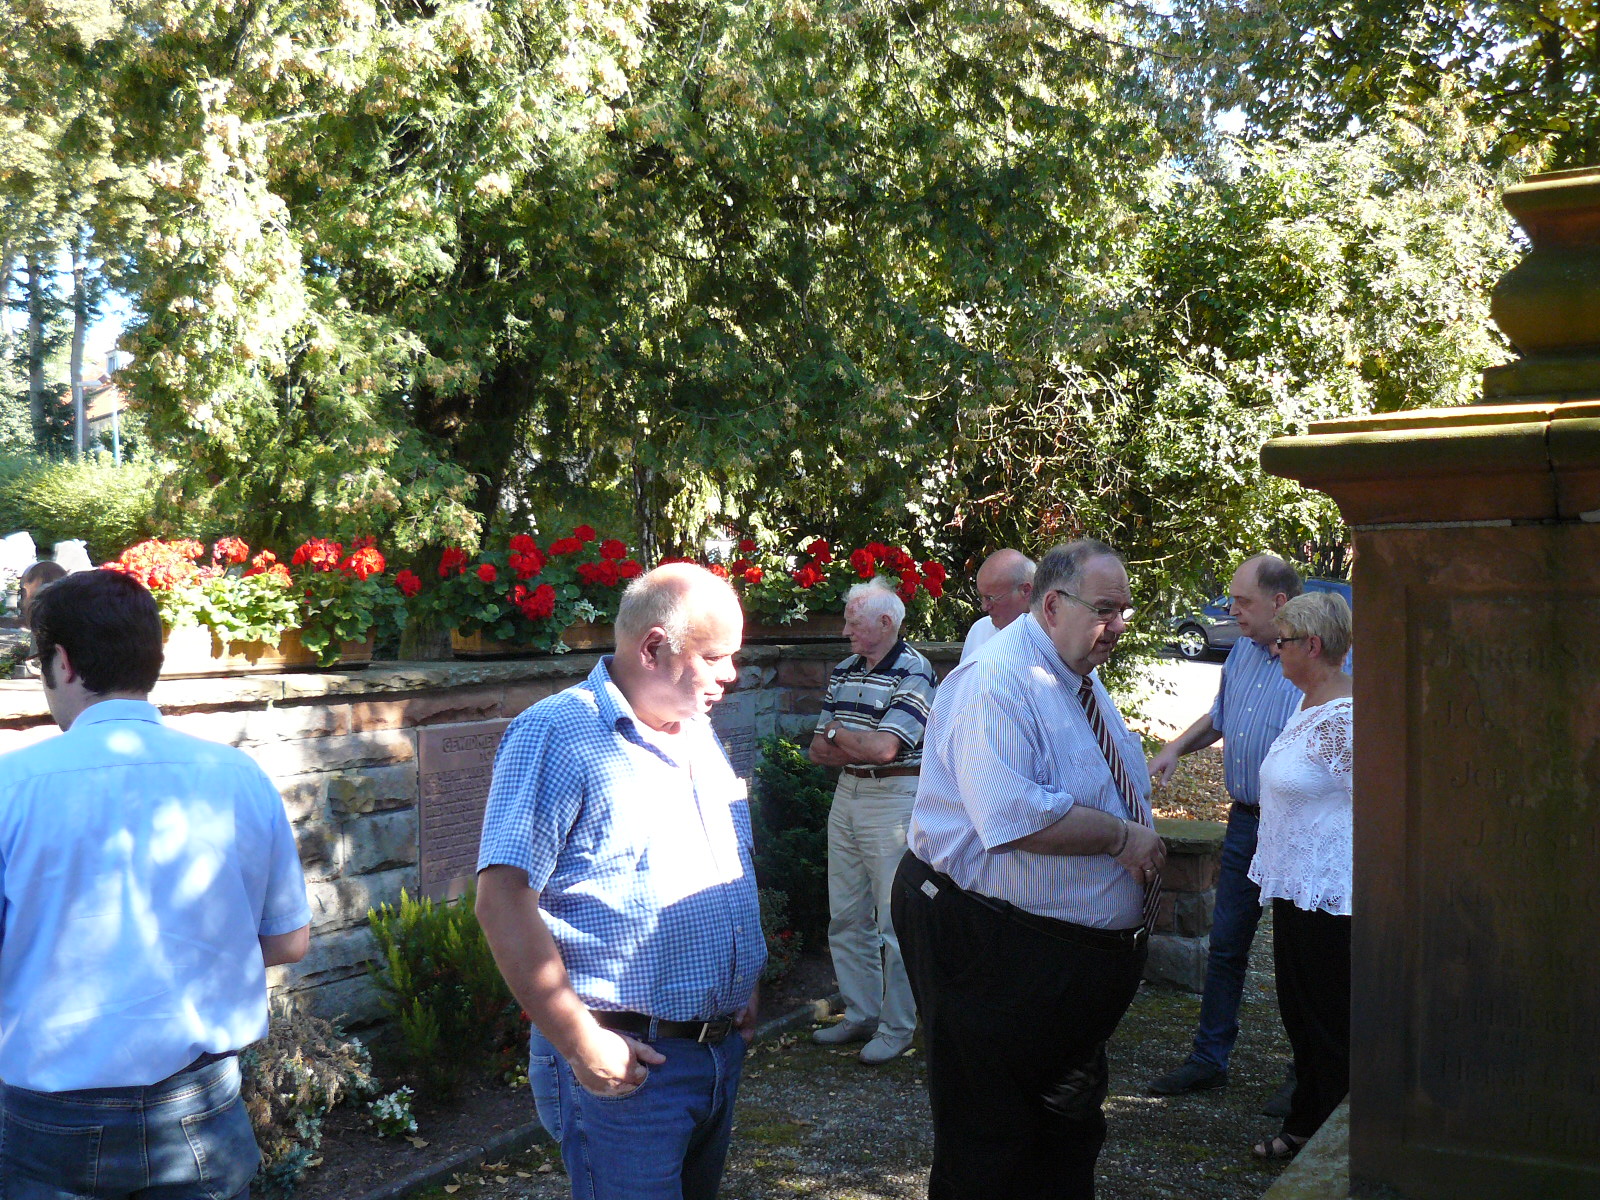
<box><xmin>1169</xmin><ymin>577</ymin><xmax>1352</xmax><ymax>661</ymax></box>
<box><xmin>1170</xmin><ymin>595</ymin><xmax>1239</xmax><ymax>660</ymax></box>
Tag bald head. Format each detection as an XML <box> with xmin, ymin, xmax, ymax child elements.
<box><xmin>615</xmin><ymin>562</ymin><xmax>741</xmax><ymax>652</ymax></box>
<box><xmin>611</xmin><ymin>563</ymin><xmax>744</xmax><ymax>732</ymax></box>
<box><xmin>976</xmin><ymin>549</ymin><xmax>1036</xmax><ymax>631</ymax></box>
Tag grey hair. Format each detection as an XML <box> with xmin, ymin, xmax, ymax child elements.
<box><xmin>614</xmin><ymin>563</ymin><xmax>738</xmax><ymax>651</ymax></box>
<box><xmin>1275</xmin><ymin>591</ymin><xmax>1352</xmax><ymax>662</ymax></box>
<box><xmin>1030</xmin><ymin>540</ymin><xmax>1122</xmax><ymax>612</ymax></box>
<box><xmin>845</xmin><ymin>580</ymin><xmax>904</xmax><ymax>628</ymax></box>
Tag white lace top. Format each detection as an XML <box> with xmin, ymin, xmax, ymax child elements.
<box><xmin>1249</xmin><ymin>697</ymin><xmax>1353</xmax><ymax>916</ymax></box>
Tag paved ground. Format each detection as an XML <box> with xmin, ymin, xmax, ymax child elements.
<box><xmin>1129</xmin><ymin>653</ymin><xmax>1225</xmax><ymax>741</ymax></box>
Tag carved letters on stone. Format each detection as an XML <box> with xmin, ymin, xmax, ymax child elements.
<box><xmin>417</xmin><ymin>720</ymin><xmax>509</xmax><ymax>900</ymax></box>
<box><xmin>1407</xmin><ymin>595</ymin><xmax>1600</xmax><ymax>1160</ymax></box>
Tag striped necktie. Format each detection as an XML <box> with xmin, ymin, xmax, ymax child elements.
<box><xmin>1078</xmin><ymin>674</ymin><xmax>1162</xmax><ymax>930</ymax></box>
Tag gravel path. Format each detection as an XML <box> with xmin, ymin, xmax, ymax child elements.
<box><xmin>407</xmin><ymin>915</ymin><xmax>1293</xmax><ymax>1200</ymax></box>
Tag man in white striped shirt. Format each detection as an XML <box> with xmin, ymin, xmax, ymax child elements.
<box><xmin>891</xmin><ymin>540</ymin><xmax>1165</xmax><ymax>1200</ymax></box>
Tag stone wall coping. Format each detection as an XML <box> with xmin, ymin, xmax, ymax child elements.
<box><xmin>1262</xmin><ymin>398</ymin><xmax>1600</xmax><ymax>523</ymax></box>
<box><xmin>1155</xmin><ymin>817</ymin><xmax>1226</xmax><ymax>853</ymax></box>
<box><xmin>0</xmin><ymin>640</ymin><xmax>965</xmax><ymax>725</ymax></box>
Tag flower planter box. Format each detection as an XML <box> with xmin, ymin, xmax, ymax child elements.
<box><xmin>561</xmin><ymin>620</ymin><xmax>614</xmax><ymax>651</ymax></box>
<box><xmin>744</xmin><ymin>613</ymin><xmax>848</xmax><ymax>643</ymax></box>
<box><xmin>161</xmin><ymin>628</ymin><xmax>375</xmax><ymax>677</ymax></box>
<box><xmin>450</xmin><ymin>630</ymin><xmax>535</xmax><ymax>659</ymax></box>
<box><xmin>451</xmin><ymin>620</ymin><xmax>614</xmax><ymax>659</ymax></box>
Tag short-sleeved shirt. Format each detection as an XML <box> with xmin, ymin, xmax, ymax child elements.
<box><xmin>476</xmin><ymin>658</ymin><xmax>764</xmax><ymax>1022</ymax></box>
<box><xmin>960</xmin><ymin>616</ymin><xmax>997</xmax><ymax>662</ymax></box>
<box><xmin>816</xmin><ymin>639</ymin><xmax>937</xmax><ymax>769</ymax></box>
<box><xmin>909</xmin><ymin>614</ymin><xmax>1151</xmax><ymax>929</ymax></box>
<box><xmin>0</xmin><ymin>700</ymin><xmax>310</xmax><ymax>1091</ymax></box>
<box><xmin>1209</xmin><ymin>636</ymin><xmax>1303</xmax><ymax>808</ymax></box>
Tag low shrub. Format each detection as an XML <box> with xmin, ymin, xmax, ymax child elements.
<box><xmin>751</xmin><ymin>736</ymin><xmax>833</xmax><ymax>947</ymax></box>
<box><xmin>367</xmin><ymin>889</ymin><xmax>526</xmax><ymax>1095</ymax></box>
<box><xmin>240</xmin><ymin>1005</ymin><xmax>377</xmax><ymax>1198</ymax></box>
<box><xmin>758</xmin><ymin>887</ymin><xmax>804</xmax><ymax>984</ymax></box>
<box><xmin>0</xmin><ymin>451</ymin><xmax>167</xmax><ymax>561</ymax></box>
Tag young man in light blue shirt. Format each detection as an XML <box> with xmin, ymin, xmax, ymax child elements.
<box><xmin>0</xmin><ymin>569</ymin><xmax>310</xmax><ymax>1198</ymax></box>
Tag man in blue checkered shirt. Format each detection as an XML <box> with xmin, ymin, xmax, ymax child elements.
<box><xmin>476</xmin><ymin>564</ymin><xmax>764</xmax><ymax>1200</ymax></box>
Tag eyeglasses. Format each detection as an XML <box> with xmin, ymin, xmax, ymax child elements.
<box><xmin>976</xmin><ymin>586</ymin><xmax>1018</xmax><ymax>606</ymax></box>
<box><xmin>1051</xmin><ymin>589</ymin><xmax>1135</xmax><ymax>624</ymax></box>
<box><xmin>1272</xmin><ymin>636</ymin><xmax>1306</xmax><ymax>650</ymax></box>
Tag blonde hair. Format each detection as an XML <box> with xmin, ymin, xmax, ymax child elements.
<box><xmin>1275</xmin><ymin>591</ymin><xmax>1351</xmax><ymax>662</ymax></box>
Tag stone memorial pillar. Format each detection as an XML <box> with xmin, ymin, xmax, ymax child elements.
<box><xmin>1261</xmin><ymin>166</ymin><xmax>1600</xmax><ymax>1199</ymax></box>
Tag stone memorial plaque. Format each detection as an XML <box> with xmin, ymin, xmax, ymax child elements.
<box><xmin>417</xmin><ymin>719</ymin><xmax>509</xmax><ymax>900</ymax></box>
<box><xmin>1354</xmin><ymin>527</ymin><xmax>1600</xmax><ymax>1199</ymax></box>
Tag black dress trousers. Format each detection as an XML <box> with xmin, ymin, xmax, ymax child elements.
<box><xmin>892</xmin><ymin>852</ymin><xmax>1147</xmax><ymax>1200</ymax></box>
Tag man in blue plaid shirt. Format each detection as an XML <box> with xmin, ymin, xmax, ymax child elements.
<box><xmin>476</xmin><ymin>563</ymin><xmax>764</xmax><ymax>1200</ymax></box>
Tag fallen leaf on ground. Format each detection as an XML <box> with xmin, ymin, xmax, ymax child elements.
<box><xmin>406</xmin><ymin>1137</ymin><xmax>429</xmax><ymax>1149</ymax></box>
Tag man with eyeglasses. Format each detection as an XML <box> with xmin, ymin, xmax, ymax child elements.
<box><xmin>960</xmin><ymin>549</ymin><xmax>1036</xmax><ymax>662</ymax></box>
<box><xmin>1144</xmin><ymin>554</ymin><xmax>1304</xmax><ymax>1111</ymax></box>
<box><xmin>893</xmin><ymin>540</ymin><xmax>1164</xmax><ymax>1199</ymax></box>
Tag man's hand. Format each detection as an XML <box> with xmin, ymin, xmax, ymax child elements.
<box><xmin>1112</xmin><ymin>821</ymin><xmax>1166</xmax><ymax>887</ymax></box>
<box><xmin>1148</xmin><ymin>744</ymin><xmax>1182</xmax><ymax>789</ymax></box>
<box><xmin>568</xmin><ymin>1025</ymin><xmax>667</xmax><ymax>1098</ymax></box>
<box><xmin>735</xmin><ymin>987</ymin><xmax>760</xmax><ymax>1045</ymax></box>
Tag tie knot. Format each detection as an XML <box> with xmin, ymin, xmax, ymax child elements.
<box><xmin>1078</xmin><ymin>675</ymin><xmax>1094</xmax><ymax>700</ymax></box>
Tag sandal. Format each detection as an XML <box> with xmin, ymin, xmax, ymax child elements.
<box><xmin>1251</xmin><ymin>1132</ymin><xmax>1307</xmax><ymax>1160</ymax></box>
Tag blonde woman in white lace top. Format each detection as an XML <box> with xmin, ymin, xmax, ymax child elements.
<box><xmin>1247</xmin><ymin>590</ymin><xmax>1353</xmax><ymax>1162</ymax></box>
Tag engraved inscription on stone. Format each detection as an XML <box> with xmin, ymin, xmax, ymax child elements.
<box><xmin>711</xmin><ymin>691</ymin><xmax>758</xmax><ymax>780</ymax></box>
<box><xmin>418</xmin><ymin>720</ymin><xmax>510</xmax><ymax>900</ymax></box>
<box><xmin>1407</xmin><ymin>595</ymin><xmax>1600</xmax><ymax>1160</ymax></box>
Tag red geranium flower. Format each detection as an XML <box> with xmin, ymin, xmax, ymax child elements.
<box><xmin>395</xmin><ymin>569</ymin><xmax>422</xmax><ymax>598</ymax></box>
<box><xmin>925</xmin><ymin>577</ymin><xmax>944</xmax><ymax>599</ymax></box>
<box><xmin>344</xmin><ymin>546</ymin><xmax>386</xmax><ymax>580</ymax></box>
<box><xmin>617</xmin><ymin>559</ymin><xmax>643</xmax><ymax>579</ymax></box>
<box><xmin>709</xmin><ymin>563</ymin><xmax>729</xmax><ymax>579</ymax></box>
<box><xmin>212</xmin><ymin>536</ymin><xmax>250</xmax><ymax>566</ymax></box>
<box><xmin>865</xmin><ymin>542</ymin><xmax>891</xmax><ymax>559</ymax></box>
<box><xmin>805</xmin><ymin>538</ymin><xmax>832</xmax><ymax>564</ymax></box>
<box><xmin>548</xmin><ymin>537</ymin><xmax>582</xmax><ymax>556</ymax></box>
<box><xmin>509</xmin><ymin>533</ymin><xmax>538</xmax><ymax>554</ymax></box>
<box><xmin>573</xmin><ymin>524</ymin><xmax>597</xmax><ymax>543</ymax></box>
<box><xmin>350</xmin><ymin>535</ymin><xmax>377</xmax><ymax>551</ymax></box>
<box><xmin>793</xmin><ymin>564</ymin><xmax>821</xmax><ymax>589</ymax></box>
<box><xmin>730</xmin><ymin>558</ymin><xmax>752</xmax><ymax>575</ymax></box>
<box><xmin>244</xmin><ymin>549</ymin><xmax>279</xmax><ymax>577</ymax></box>
<box><xmin>921</xmin><ymin>561</ymin><xmax>947</xmax><ymax>584</ymax></box>
<box><xmin>520</xmin><ymin>583</ymin><xmax>556</xmax><ymax>620</ymax></box>
<box><xmin>599</xmin><ymin>538</ymin><xmax>628</xmax><ymax>561</ymax></box>
<box><xmin>438</xmin><ymin>547</ymin><xmax>469</xmax><ymax>577</ymax></box>
<box><xmin>738</xmin><ymin>538</ymin><xmax>757</xmax><ymax>553</ymax></box>
<box><xmin>292</xmin><ymin>538</ymin><xmax>344</xmax><ymax>571</ymax></box>
<box><xmin>743</xmin><ymin>566</ymin><xmax>763</xmax><ymax>584</ymax></box>
<box><xmin>850</xmin><ymin>548</ymin><xmax>876</xmax><ymax>579</ymax></box>
<box><xmin>476</xmin><ymin>562</ymin><xmax>498</xmax><ymax>583</ymax></box>
<box><xmin>576</xmin><ymin>562</ymin><xmax>602</xmax><ymax>585</ymax></box>
<box><xmin>510</xmin><ymin>546</ymin><xmax>546</xmax><ymax>579</ymax></box>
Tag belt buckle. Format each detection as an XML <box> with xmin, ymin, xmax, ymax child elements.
<box><xmin>698</xmin><ymin>1020</ymin><xmax>729</xmax><ymax>1044</ymax></box>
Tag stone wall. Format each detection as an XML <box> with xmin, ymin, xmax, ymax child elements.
<box><xmin>0</xmin><ymin>640</ymin><xmax>1220</xmax><ymax>1024</ymax></box>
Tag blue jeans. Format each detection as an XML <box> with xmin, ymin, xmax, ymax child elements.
<box><xmin>0</xmin><ymin>1056</ymin><xmax>257</xmax><ymax>1200</ymax></box>
<box><xmin>1188</xmin><ymin>802</ymin><xmax>1265</xmax><ymax>1071</ymax></box>
<box><xmin>529</xmin><ymin>1027</ymin><xmax>746</xmax><ymax>1200</ymax></box>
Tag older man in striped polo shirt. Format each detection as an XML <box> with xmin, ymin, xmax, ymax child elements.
<box><xmin>808</xmin><ymin>580</ymin><xmax>937</xmax><ymax>1065</ymax></box>
<box><xmin>1145</xmin><ymin>555</ymin><xmax>1304</xmax><ymax>1106</ymax></box>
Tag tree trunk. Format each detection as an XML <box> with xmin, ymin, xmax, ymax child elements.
<box><xmin>26</xmin><ymin>252</ymin><xmax>46</xmax><ymax>443</ymax></box>
<box><xmin>0</xmin><ymin>243</ymin><xmax>12</xmax><ymax>339</ymax></box>
<box><xmin>70</xmin><ymin>238</ymin><xmax>87</xmax><ymax>458</ymax></box>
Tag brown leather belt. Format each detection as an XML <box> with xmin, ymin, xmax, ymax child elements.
<box><xmin>842</xmin><ymin>765</ymin><xmax>920</xmax><ymax>779</ymax></box>
<box><xmin>591</xmin><ymin>1010</ymin><xmax>736</xmax><ymax>1044</ymax></box>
